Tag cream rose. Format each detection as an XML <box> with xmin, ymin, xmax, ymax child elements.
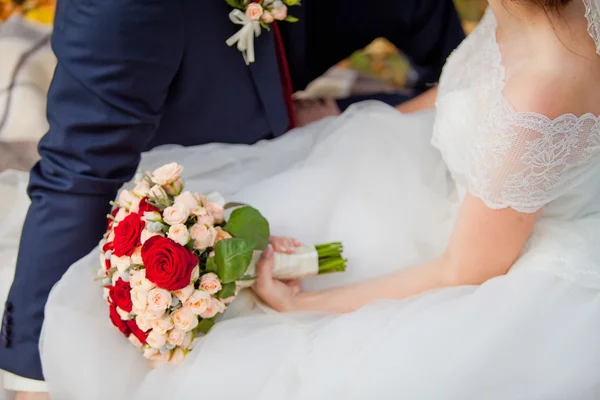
<box><xmin>130</xmin><ymin>287</ymin><xmax>149</xmax><ymax>311</ymax></box>
<box><xmin>167</xmin><ymin>224</ymin><xmax>190</xmax><ymax>246</ymax></box>
<box><xmin>110</xmin><ymin>254</ymin><xmax>131</xmax><ymax>274</ymax></box>
<box><xmin>116</xmin><ymin>306</ymin><xmax>131</xmax><ymax>320</ymax></box>
<box><xmin>111</xmin><ymin>271</ymin><xmax>121</xmax><ymax>286</ymax></box>
<box><xmin>135</xmin><ymin>314</ymin><xmax>153</xmax><ymax>332</ymax></box>
<box><xmin>114</xmin><ymin>208</ymin><xmax>129</xmax><ymax>223</ymax></box>
<box><xmin>133</xmin><ymin>179</ymin><xmax>151</xmax><ymax>197</ymax></box>
<box><xmin>144</xmin><ymin>307</ymin><xmax>166</xmax><ymax>321</ymax></box>
<box><xmin>246</xmin><ymin>3</ymin><xmax>263</xmax><ymax>20</ymax></box>
<box><xmin>205</xmin><ymin>201</ymin><xmax>225</xmax><ymax>224</ymax></box>
<box><xmin>184</xmin><ymin>290</ymin><xmax>211</xmax><ymax>315</ymax></box>
<box><xmin>199</xmin><ymin>273</ymin><xmax>222</xmax><ymax>295</ymax></box>
<box><xmin>213</xmin><ymin>227</ymin><xmax>233</xmax><ymax>245</ymax></box>
<box><xmin>143</xmin><ymin>347</ymin><xmax>159</xmax><ymax>360</ymax></box>
<box><xmin>189</xmin><ymin>224</ymin><xmax>216</xmax><ymax>250</ymax></box>
<box><xmin>172</xmin><ymin>307</ymin><xmax>199</xmax><ymax>332</ymax></box>
<box><xmin>147</xmin><ymin>288</ymin><xmax>172</xmax><ymax>311</ymax></box>
<box><xmin>146</xmin><ymin>329</ymin><xmax>168</xmax><ymax>349</ymax></box>
<box><xmin>149</xmin><ymin>351</ymin><xmax>172</xmax><ymax>368</ymax></box>
<box><xmin>272</xmin><ymin>4</ymin><xmax>288</xmax><ymax>20</ymax></box>
<box><xmin>191</xmin><ymin>205</ymin><xmax>207</xmax><ymax>217</ymax></box>
<box><xmin>190</xmin><ymin>265</ymin><xmax>200</xmax><ymax>284</ymax></box>
<box><xmin>131</xmin><ymin>247</ymin><xmax>143</xmax><ymax>265</ymax></box>
<box><xmin>129</xmin><ymin>334</ymin><xmax>143</xmax><ymax>349</ymax></box>
<box><xmin>167</xmin><ymin>329</ymin><xmax>186</xmax><ymax>347</ymax></box>
<box><xmin>165</xmin><ymin>179</ymin><xmax>184</xmax><ymax>196</ymax></box>
<box><xmin>170</xmin><ymin>347</ymin><xmax>186</xmax><ymax>364</ymax></box>
<box><xmin>173</xmin><ymin>285</ymin><xmax>195</xmax><ymax>303</ymax></box>
<box><xmin>129</xmin><ymin>197</ymin><xmax>141</xmax><ymax>214</ymax></box>
<box><xmin>102</xmin><ymin>287</ymin><xmax>111</xmax><ymax>304</ymax></box>
<box><xmin>152</xmin><ymin>162</ymin><xmax>184</xmax><ymax>185</ymax></box>
<box><xmin>196</xmin><ymin>213</ymin><xmax>215</xmax><ymax>228</ymax></box>
<box><xmin>174</xmin><ymin>191</ymin><xmax>199</xmax><ymax>211</ymax></box>
<box><xmin>162</xmin><ymin>203</ymin><xmax>190</xmax><ymax>226</ymax></box>
<box><xmin>141</xmin><ymin>229</ymin><xmax>164</xmax><ymax>245</ymax></box>
<box><xmin>181</xmin><ymin>331</ymin><xmax>194</xmax><ymax>349</ymax></box>
<box><xmin>151</xmin><ymin>315</ymin><xmax>175</xmax><ymax>335</ymax></box>
<box><xmin>130</xmin><ymin>269</ymin><xmax>155</xmax><ymax>291</ymax></box>
<box><xmin>199</xmin><ymin>297</ymin><xmax>226</xmax><ymax>319</ymax></box>
<box><xmin>261</xmin><ymin>10</ymin><xmax>274</xmax><ymax>23</ymax></box>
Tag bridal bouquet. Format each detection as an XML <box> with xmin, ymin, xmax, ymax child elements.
<box><xmin>98</xmin><ymin>162</ymin><xmax>346</xmax><ymax>366</ymax></box>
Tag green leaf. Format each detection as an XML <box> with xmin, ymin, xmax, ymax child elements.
<box><xmin>206</xmin><ymin>257</ymin><xmax>218</xmax><ymax>273</ymax></box>
<box><xmin>224</xmin><ymin>206</ymin><xmax>270</xmax><ymax>250</ymax></box>
<box><xmin>196</xmin><ymin>318</ymin><xmax>216</xmax><ymax>335</ymax></box>
<box><xmin>224</xmin><ymin>0</ymin><xmax>245</xmax><ymax>10</ymax></box>
<box><xmin>282</xmin><ymin>0</ymin><xmax>301</xmax><ymax>6</ymax></box>
<box><xmin>217</xmin><ymin>282</ymin><xmax>237</xmax><ymax>299</ymax></box>
<box><xmin>214</xmin><ymin>238</ymin><xmax>254</xmax><ymax>283</ymax></box>
<box><xmin>284</xmin><ymin>15</ymin><xmax>299</xmax><ymax>23</ymax></box>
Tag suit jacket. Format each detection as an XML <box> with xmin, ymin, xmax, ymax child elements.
<box><xmin>0</xmin><ymin>0</ymin><xmax>464</xmax><ymax>381</ymax></box>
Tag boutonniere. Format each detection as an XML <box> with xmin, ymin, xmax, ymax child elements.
<box><xmin>225</xmin><ymin>0</ymin><xmax>300</xmax><ymax>65</ymax></box>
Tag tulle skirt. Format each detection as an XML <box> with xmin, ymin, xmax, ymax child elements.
<box><xmin>1</xmin><ymin>103</ymin><xmax>599</xmax><ymax>399</ymax></box>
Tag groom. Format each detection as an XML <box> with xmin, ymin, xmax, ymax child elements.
<box><xmin>0</xmin><ymin>0</ymin><xmax>465</xmax><ymax>397</ymax></box>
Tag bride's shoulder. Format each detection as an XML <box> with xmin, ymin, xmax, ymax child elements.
<box><xmin>503</xmin><ymin>53</ymin><xmax>600</xmax><ymax>120</ymax></box>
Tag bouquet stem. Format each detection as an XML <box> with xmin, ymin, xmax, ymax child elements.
<box><xmin>316</xmin><ymin>242</ymin><xmax>347</xmax><ymax>274</ymax></box>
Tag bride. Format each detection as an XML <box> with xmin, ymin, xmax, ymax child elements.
<box><xmin>3</xmin><ymin>0</ymin><xmax>600</xmax><ymax>398</ymax></box>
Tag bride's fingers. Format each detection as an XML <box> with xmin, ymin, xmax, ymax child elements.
<box><xmin>285</xmin><ymin>279</ymin><xmax>302</xmax><ymax>295</ymax></box>
<box><xmin>255</xmin><ymin>245</ymin><xmax>275</xmax><ymax>290</ymax></box>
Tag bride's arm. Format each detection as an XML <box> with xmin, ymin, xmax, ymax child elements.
<box><xmin>255</xmin><ymin>193</ymin><xmax>539</xmax><ymax>313</ymax></box>
<box><xmin>395</xmin><ymin>86</ymin><xmax>438</xmax><ymax>114</ymax></box>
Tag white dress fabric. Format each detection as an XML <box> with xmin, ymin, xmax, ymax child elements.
<box><xmin>1</xmin><ymin>8</ymin><xmax>600</xmax><ymax>399</ymax></box>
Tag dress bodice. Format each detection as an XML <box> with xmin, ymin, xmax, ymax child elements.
<box><xmin>432</xmin><ymin>9</ymin><xmax>600</xmax><ymax>286</ymax></box>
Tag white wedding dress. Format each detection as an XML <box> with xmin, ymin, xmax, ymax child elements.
<box><xmin>1</xmin><ymin>7</ymin><xmax>600</xmax><ymax>399</ymax></box>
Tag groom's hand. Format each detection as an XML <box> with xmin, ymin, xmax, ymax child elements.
<box><xmin>16</xmin><ymin>392</ymin><xmax>51</xmax><ymax>400</ymax></box>
<box><xmin>294</xmin><ymin>98</ymin><xmax>341</xmax><ymax>127</ymax></box>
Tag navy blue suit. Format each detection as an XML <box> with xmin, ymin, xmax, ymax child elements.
<box><xmin>0</xmin><ymin>0</ymin><xmax>464</xmax><ymax>381</ymax></box>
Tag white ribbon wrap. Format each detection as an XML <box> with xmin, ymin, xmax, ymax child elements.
<box><xmin>225</xmin><ymin>9</ymin><xmax>262</xmax><ymax>65</ymax></box>
<box><xmin>237</xmin><ymin>244</ymin><xmax>319</xmax><ymax>288</ymax></box>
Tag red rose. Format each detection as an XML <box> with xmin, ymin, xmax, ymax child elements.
<box><xmin>109</xmin><ymin>303</ymin><xmax>130</xmax><ymax>337</ymax></box>
<box><xmin>110</xmin><ymin>278</ymin><xmax>133</xmax><ymax>312</ymax></box>
<box><xmin>142</xmin><ymin>236</ymin><xmax>198</xmax><ymax>291</ymax></box>
<box><xmin>107</xmin><ymin>207</ymin><xmax>120</xmax><ymax>230</ymax></box>
<box><xmin>127</xmin><ymin>320</ymin><xmax>149</xmax><ymax>344</ymax></box>
<box><xmin>113</xmin><ymin>213</ymin><xmax>145</xmax><ymax>257</ymax></box>
<box><xmin>138</xmin><ymin>197</ymin><xmax>160</xmax><ymax>215</ymax></box>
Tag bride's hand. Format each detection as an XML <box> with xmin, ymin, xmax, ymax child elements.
<box><xmin>254</xmin><ymin>243</ymin><xmax>303</xmax><ymax>312</ymax></box>
<box><xmin>268</xmin><ymin>235</ymin><xmax>301</xmax><ymax>254</ymax></box>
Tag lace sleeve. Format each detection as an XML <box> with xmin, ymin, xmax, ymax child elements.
<box><xmin>467</xmin><ymin>99</ymin><xmax>600</xmax><ymax>213</ymax></box>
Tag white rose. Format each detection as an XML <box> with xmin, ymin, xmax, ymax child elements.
<box><xmin>173</xmin><ymin>285</ymin><xmax>195</xmax><ymax>303</ymax></box>
<box><xmin>141</xmin><ymin>229</ymin><xmax>164</xmax><ymax>245</ymax></box>
<box><xmin>165</xmin><ymin>179</ymin><xmax>184</xmax><ymax>196</ymax></box>
<box><xmin>111</xmin><ymin>270</ymin><xmax>121</xmax><ymax>286</ymax></box>
<box><xmin>170</xmin><ymin>347</ymin><xmax>186</xmax><ymax>364</ymax></box>
<box><xmin>152</xmin><ymin>162</ymin><xmax>184</xmax><ymax>185</ymax></box>
<box><xmin>130</xmin><ymin>287</ymin><xmax>148</xmax><ymax>311</ymax></box>
<box><xmin>261</xmin><ymin>10</ymin><xmax>274</xmax><ymax>23</ymax></box>
<box><xmin>191</xmin><ymin>206</ymin><xmax>207</xmax><ymax>217</ymax></box>
<box><xmin>143</xmin><ymin>211</ymin><xmax>162</xmax><ymax>223</ymax></box>
<box><xmin>148</xmin><ymin>185</ymin><xmax>168</xmax><ymax>201</ymax></box>
<box><xmin>167</xmin><ymin>224</ymin><xmax>190</xmax><ymax>246</ymax></box>
<box><xmin>184</xmin><ymin>290</ymin><xmax>211</xmax><ymax>315</ymax></box>
<box><xmin>133</xmin><ymin>180</ymin><xmax>151</xmax><ymax>197</ymax></box>
<box><xmin>118</xmin><ymin>190</ymin><xmax>135</xmax><ymax>209</ymax></box>
<box><xmin>199</xmin><ymin>297</ymin><xmax>226</xmax><ymax>319</ymax></box>
<box><xmin>146</xmin><ymin>329</ymin><xmax>168</xmax><ymax>349</ymax></box>
<box><xmin>174</xmin><ymin>191</ymin><xmax>199</xmax><ymax>211</ymax></box>
<box><xmin>271</xmin><ymin>4</ymin><xmax>288</xmax><ymax>20</ymax></box>
<box><xmin>172</xmin><ymin>307</ymin><xmax>199</xmax><ymax>332</ymax></box>
<box><xmin>246</xmin><ymin>3</ymin><xmax>263</xmax><ymax>20</ymax></box>
<box><xmin>135</xmin><ymin>314</ymin><xmax>153</xmax><ymax>332</ymax></box>
<box><xmin>110</xmin><ymin>254</ymin><xmax>131</xmax><ymax>274</ymax></box>
<box><xmin>162</xmin><ymin>203</ymin><xmax>190</xmax><ymax>226</ymax></box>
<box><xmin>147</xmin><ymin>288</ymin><xmax>172</xmax><ymax>311</ymax></box>
<box><xmin>189</xmin><ymin>224</ymin><xmax>216</xmax><ymax>251</ymax></box>
<box><xmin>199</xmin><ymin>273</ymin><xmax>222</xmax><ymax>295</ymax></box>
<box><xmin>143</xmin><ymin>347</ymin><xmax>158</xmax><ymax>360</ymax></box>
<box><xmin>190</xmin><ymin>265</ymin><xmax>200</xmax><ymax>284</ymax></box>
<box><xmin>129</xmin><ymin>197</ymin><xmax>141</xmax><ymax>214</ymax></box>
<box><xmin>150</xmin><ymin>315</ymin><xmax>175</xmax><ymax>335</ymax></box>
<box><xmin>129</xmin><ymin>334</ymin><xmax>143</xmax><ymax>349</ymax></box>
<box><xmin>114</xmin><ymin>208</ymin><xmax>129</xmax><ymax>223</ymax></box>
<box><xmin>131</xmin><ymin>247</ymin><xmax>143</xmax><ymax>265</ymax></box>
<box><xmin>130</xmin><ymin>269</ymin><xmax>155</xmax><ymax>291</ymax></box>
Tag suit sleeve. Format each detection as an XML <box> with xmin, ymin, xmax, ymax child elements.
<box><xmin>0</xmin><ymin>0</ymin><xmax>184</xmax><ymax>380</ymax></box>
<box><xmin>385</xmin><ymin>0</ymin><xmax>465</xmax><ymax>91</ymax></box>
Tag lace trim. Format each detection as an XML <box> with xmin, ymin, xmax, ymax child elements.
<box><xmin>582</xmin><ymin>0</ymin><xmax>600</xmax><ymax>56</ymax></box>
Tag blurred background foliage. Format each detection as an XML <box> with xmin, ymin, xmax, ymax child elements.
<box><xmin>0</xmin><ymin>0</ymin><xmax>488</xmax><ymax>88</ymax></box>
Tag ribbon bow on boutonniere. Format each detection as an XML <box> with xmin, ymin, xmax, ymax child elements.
<box><xmin>225</xmin><ymin>0</ymin><xmax>300</xmax><ymax>65</ymax></box>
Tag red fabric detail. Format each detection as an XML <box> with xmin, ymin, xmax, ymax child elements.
<box><xmin>272</xmin><ymin>21</ymin><xmax>296</xmax><ymax>131</ymax></box>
